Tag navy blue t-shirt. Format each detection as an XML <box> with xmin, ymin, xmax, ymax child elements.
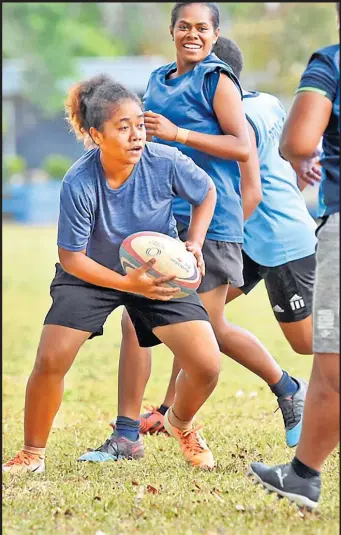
<box><xmin>57</xmin><ymin>143</ymin><xmax>211</xmax><ymax>274</ymax></box>
<box><xmin>296</xmin><ymin>44</ymin><xmax>340</xmax><ymax>215</ymax></box>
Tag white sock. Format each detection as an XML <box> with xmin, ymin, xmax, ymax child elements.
<box><xmin>168</xmin><ymin>407</ymin><xmax>193</xmax><ymax>432</ymax></box>
<box><xmin>23</xmin><ymin>445</ymin><xmax>46</xmax><ymax>458</ymax></box>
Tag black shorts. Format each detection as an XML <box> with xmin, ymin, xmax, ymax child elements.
<box><xmin>176</xmin><ymin>222</ymin><xmax>244</xmax><ymax>292</ymax></box>
<box><xmin>44</xmin><ymin>263</ymin><xmax>209</xmax><ymax>347</ymax></box>
<box><xmin>240</xmin><ymin>252</ymin><xmax>316</xmax><ymax>323</ymax></box>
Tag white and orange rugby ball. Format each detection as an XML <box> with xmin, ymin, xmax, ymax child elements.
<box><xmin>119</xmin><ymin>231</ymin><xmax>201</xmax><ymax>298</ymax></box>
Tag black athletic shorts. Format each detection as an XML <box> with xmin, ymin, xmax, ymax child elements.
<box><xmin>44</xmin><ymin>263</ymin><xmax>209</xmax><ymax>347</ymax></box>
<box><xmin>176</xmin><ymin>222</ymin><xmax>244</xmax><ymax>292</ymax></box>
<box><xmin>240</xmin><ymin>252</ymin><xmax>316</xmax><ymax>323</ymax></box>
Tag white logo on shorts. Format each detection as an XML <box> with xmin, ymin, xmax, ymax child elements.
<box><xmin>317</xmin><ymin>309</ymin><xmax>335</xmax><ymax>337</ymax></box>
<box><xmin>273</xmin><ymin>305</ymin><xmax>284</xmax><ymax>313</ymax></box>
<box><xmin>289</xmin><ymin>294</ymin><xmax>305</xmax><ymax>311</ymax></box>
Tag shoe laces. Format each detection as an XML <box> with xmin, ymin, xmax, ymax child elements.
<box><xmin>180</xmin><ymin>425</ymin><xmax>207</xmax><ymax>454</ymax></box>
<box><xmin>96</xmin><ymin>433</ymin><xmax>120</xmax><ymax>454</ymax></box>
<box><xmin>275</xmin><ymin>396</ymin><xmax>302</xmax><ymax>428</ymax></box>
<box><xmin>142</xmin><ymin>405</ymin><xmax>161</xmax><ymax>416</ymax></box>
<box><xmin>140</xmin><ymin>405</ymin><xmax>162</xmax><ymax>433</ymax></box>
<box><xmin>4</xmin><ymin>450</ymin><xmax>37</xmax><ymax>467</ymax></box>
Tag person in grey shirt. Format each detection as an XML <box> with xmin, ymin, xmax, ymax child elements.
<box><xmin>249</xmin><ymin>6</ymin><xmax>340</xmax><ymax>508</ymax></box>
<box><xmin>2</xmin><ymin>74</ymin><xmax>220</xmax><ymax>473</ymax></box>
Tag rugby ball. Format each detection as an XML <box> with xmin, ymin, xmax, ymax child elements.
<box><xmin>119</xmin><ymin>231</ymin><xmax>201</xmax><ymax>298</ymax></box>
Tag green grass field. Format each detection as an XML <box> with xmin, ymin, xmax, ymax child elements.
<box><xmin>3</xmin><ymin>224</ymin><xmax>339</xmax><ymax>535</ymax></box>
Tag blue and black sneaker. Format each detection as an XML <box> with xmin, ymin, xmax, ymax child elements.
<box><xmin>77</xmin><ymin>432</ymin><xmax>144</xmax><ymax>463</ymax></box>
<box><xmin>247</xmin><ymin>461</ymin><xmax>321</xmax><ymax>510</ymax></box>
<box><xmin>276</xmin><ymin>378</ymin><xmax>307</xmax><ymax>447</ymax></box>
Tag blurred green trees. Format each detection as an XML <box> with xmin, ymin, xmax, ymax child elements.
<box><xmin>226</xmin><ymin>3</ymin><xmax>338</xmax><ymax>96</ymax></box>
<box><xmin>3</xmin><ymin>3</ymin><xmax>121</xmax><ymax>114</ymax></box>
<box><xmin>42</xmin><ymin>154</ymin><xmax>74</xmax><ymax>180</ymax></box>
<box><xmin>3</xmin><ymin>2</ymin><xmax>338</xmax><ymax>114</ymax></box>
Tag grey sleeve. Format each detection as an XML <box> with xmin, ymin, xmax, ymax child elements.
<box><xmin>57</xmin><ymin>181</ymin><xmax>93</xmax><ymax>251</ymax></box>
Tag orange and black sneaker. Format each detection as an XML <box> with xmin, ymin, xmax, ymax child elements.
<box><xmin>110</xmin><ymin>406</ymin><xmax>169</xmax><ymax>436</ymax></box>
<box><xmin>77</xmin><ymin>432</ymin><xmax>144</xmax><ymax>462</ymax></box>
<box><xmin>140</xmin><ymin>406</ymin><xmax>169</xmax><ymax>435</ymax></box>
<box><xmin>2</xmin><ymin>450</ymin><xmax>45</xmax><ymax>474</ymax></box>
<box><xmin>163</xmin><ymin>410</ymin><xmax>215</xmax><ymax>470</ymax></box>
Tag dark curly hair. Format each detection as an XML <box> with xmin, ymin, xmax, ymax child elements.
<box><xmin>213</xmin><ymin>37</ymin><xmax>244</xmax><ymax>79</ymax></box>
<box><xmin>65</xmin><ymin>74</ymin><xmax>141</xmax><ymax>142</ymax></box>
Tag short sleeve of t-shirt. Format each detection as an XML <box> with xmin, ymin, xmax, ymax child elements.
<box><xmin>142</xmin><ymin>77</ymin><xmax>151</xmax><ymax>110</ymax></box>
<box><xmin>171</xmin><ymin>150</ymin><xmax>211</xmax><ymax>206</ymax></box>
<box><xmin>203</xmin><ymin>68</ymin><xmax>243</xmax><ymax>105</ymax></box>
<box><xmin>57</xmin><ymin>179</ymin><xmax>93</xmax><ymax>252</ymax></box>
<box><xmin>296</xmin><ymin>52</ymin><xmax>338</xmax><ymax>102</ymax></box>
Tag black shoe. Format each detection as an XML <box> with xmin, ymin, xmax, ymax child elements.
<box><xmin>248</xmin><ymin>461</ymin><xmax>321</xmax><ymax>509</ymax></box>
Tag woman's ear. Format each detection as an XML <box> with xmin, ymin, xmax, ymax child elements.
<box><xmin>89</xmin><ymin>127</ymin><xmax>101</xmax><ymax>146</ymax></box>
<box><xmin>213</xmin><ymin>28</ymin><xmax>220</xmax><ymax>45</ymax></box>
<box><xmin>169</xmin><ymin>26</ymin><xmax>174</xmax><ymax>40</ymax></box>
<box><xmin>83</xmin><ymin>133</ymin><xmax>97</xmax><ymax>150</ymax></box>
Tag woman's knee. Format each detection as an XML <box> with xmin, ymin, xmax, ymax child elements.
<box><xmin>191</xmin><ymin>351</ymin><xmax>221</xmax><ymax>385</ymax></box>
<box><xmin>289</xmin><ymin>336</ymin><xmax>312</xmax><ymax>355</ymax></box>
<box><xmin>210</xmin><ymin>317</ymin><xmax>232</xmax><ymax>347</ymax></box>
<box><xmin>279</xmin><ymin>319</ymin><xmax>313</xmax><ymax>355</ymax></box>
<box><xmin>34</xmin><ymin>351</ymin><xmax>64</xmax><ymax>376</ymax></box>
<box><xmin>34</xmin><ymin>341</ymin><xmax>76</xmax><ymax>376</ymax></box>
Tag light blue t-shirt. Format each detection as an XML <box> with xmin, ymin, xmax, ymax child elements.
<box><xmin>242</xmin><ymin>91</ymin><xmax>317</xmax><ymax>267</ymax></box>
<box><xmin>143</xmin><ymin>53</ymin><xmax>244</xmax><ymax>243</ymax></box>
<box><xmin>57</xmin><ymin>143</ymin><xmax>211</xmax><ymax>274</ymax></box>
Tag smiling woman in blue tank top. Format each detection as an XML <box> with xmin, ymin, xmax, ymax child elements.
<box><xmin>112</xmin><ymin>2</ymin><xmax>306</xmax><ymax>453</ymax></box>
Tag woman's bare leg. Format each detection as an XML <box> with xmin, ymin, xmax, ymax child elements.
<box><xmin>295</xmin><ymin>352</ymin><xmax>339</xmax><ymax>471</ymax></box>
<box><xmin>153</xmin><ymin>319</ymin><xmax>220</xmax><ymax>468</ymax></box>
<box><xmin>162</xmin><ymin>357</ymin><xmax>181</xmax><ymax>407</ymax></box>
<box><xmin>24</xmin><ymin>325</ymin><xmax>91</xmax><ymax>447</ymax></box>
<box><xmin>153</xmin><ymin>320</ymin><xmax>221</xmax><ymax>422</ymax></box>
<box><xmin>118</xmin><ymin>309</ymin><xmax>151</xmax><ymax>420</ymax></box>
<box><xmin>278</xmin><ymin>316</ymin><xmax>313</xmax><ymax>354</ymax></box>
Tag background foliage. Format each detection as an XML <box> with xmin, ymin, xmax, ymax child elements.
<box><xmin>3</xmin><ymin>2</ymin><xmax>338</xmax><ymax>114</ymax></box>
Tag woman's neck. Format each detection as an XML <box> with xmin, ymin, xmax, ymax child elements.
<box><xmin>170</xmin><ymin>52</ymin><xmax>211</xmax><ymax>79</ymax></box>
<box><xmin>100</xmin><ymin>152</ymin><xmax>135</xmax><ymax>189</ymax></box>
<box><xmin>170</xmin><ymin>55</ymin><xmax>199</xmax><ymax>78</ymax></box>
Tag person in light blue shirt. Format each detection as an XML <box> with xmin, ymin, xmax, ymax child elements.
<box><xmin>249</xmin><ymin>3</ymin><xmax>340</xmax><ymax>509</ymax></box>
<box><xmin>210</xmin><ymin>37</ymin><xmax>318</xmax><ymax>357</ymax></box>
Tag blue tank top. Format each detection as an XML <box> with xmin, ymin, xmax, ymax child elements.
<box><xmin>143</xmin><ymin>53</ymin><xmax>244</xmax><ymax>243</ymax></box>
<box><xmin>242</xmin><ymin>91</ymin><xmax>317</xmax><ymax>267</ymax></box>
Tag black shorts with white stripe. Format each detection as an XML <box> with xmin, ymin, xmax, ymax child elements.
<box><xmin>239</xmin><ymin>252</ymin><xmax>316</xmax><ymax>323</ymax></box>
